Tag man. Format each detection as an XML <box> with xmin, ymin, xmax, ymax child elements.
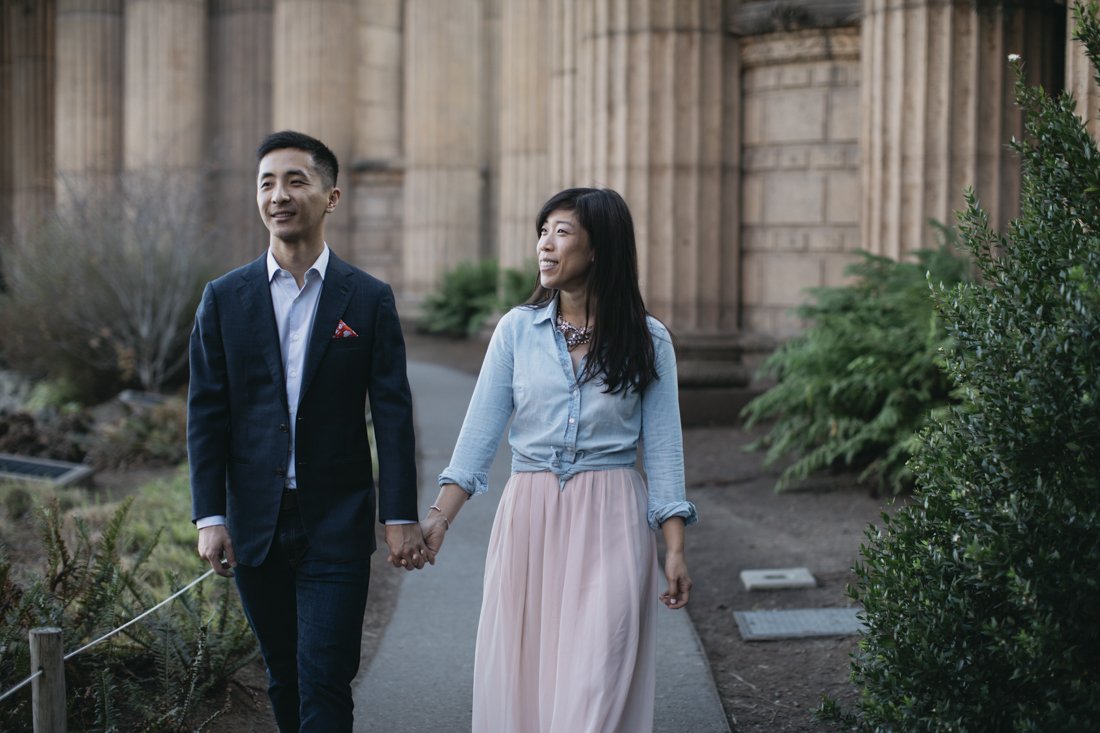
<box><xmin>189</xmin><ymin>130</ymin><xmax>430</xmax><ymax>732</ymax></box>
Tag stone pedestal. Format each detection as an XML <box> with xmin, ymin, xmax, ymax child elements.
<box><xmin>123</xmin><ymin>0</ymin><xmax>205</xmax><ymax>171</ymax></box>
<box><xmin>273</xmin><ymin>0</ymin><xmax>356</xmax><ymax>255</ymax></box>
<box><xmin>497</xmin><ymin>0</ymin><xmax>550</xmax><ymax>275</ymax></box>
<box><xmin>402</xmin><ymin>0</ymin><xmax>486</xmax><ymax>301</ymax></box>
<box><xmin>860</xmin><ymin>0</ymin><xmax>1067</xmax><ymax>259</ymax></box>
<box><xmin>568</xmin><ymin>0</ymin><xmax>735</xmax><ymax>333</ymax></box>
<box><xmin>352</xmin><ymin>0</ymin><xmax>404</xmax><ymax>287</ymax></box>
<box><xmin>209</xmin><ymin>0</ymin><xmax>273</xmax><ymax>267</ymax></box>
<box><xmin>7</xmin><ymin>0</ymin><xmax>54</xmax><ymax>235</ymax></box>
<box><xmin>55</xmin><ymin>0</ymin><xmax>123</xmax><ymax>207</ymax></box>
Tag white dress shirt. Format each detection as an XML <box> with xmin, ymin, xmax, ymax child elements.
<box><xmin>197</xmin><ymin>245</ymin><xmax>412</xmax><ymax>529</ymax></box>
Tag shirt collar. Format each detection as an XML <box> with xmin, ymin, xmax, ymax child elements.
<box><xmin>532</xmin><ymin>297</ymin><xmax>557</xmax><ymax>325</ymax></box>
<box><xmin>266</xmin><ymin>243</ymin><xmax>331</xmax><ymax>283</ymax></box>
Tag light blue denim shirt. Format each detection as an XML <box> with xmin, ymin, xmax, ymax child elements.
<box><xmin>439</xmin><ymin>298</ymin><xmax>698</xmax><ymax>531</ymax></box>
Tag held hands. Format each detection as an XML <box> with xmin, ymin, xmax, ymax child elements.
<box><xmin>198</xmin><ymin>525</ymin><xmax>237</xmax><ymax>578</ymax></box>
<box><xmin>385</xmin><ymin>522</ymin><xmax>433</xmax><ymax>571</ymax></box>
<box><xmin>660</xmin><ymin>550</ymin><xmax>692</xmax><ymax>609</ymax></box>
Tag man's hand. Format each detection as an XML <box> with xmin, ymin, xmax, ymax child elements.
<box><xmin>198</xmin><ymin>525</ymin><xmax>237</xmax><ymax>578</ymax></box>
<box><xmin>420</xmin><ymin>513</ymin><xmax>448</xmax><ymax>561</ymax></box>
<box><xmin>385</xmin><ymin>523</ymin><xmax>431</xmax><ymax>571</ymax></box>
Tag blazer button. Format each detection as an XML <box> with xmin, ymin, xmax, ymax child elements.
<box><xmin>276</xmin><ymin>468</ymin><xmax>285</xmax><ymax>477</ymax></box>
<box><xmin>280</xmin><ymin>424</ymin><xmax>289</xmax><ymax>433</ymax></box>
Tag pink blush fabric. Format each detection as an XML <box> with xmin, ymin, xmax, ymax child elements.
<box><xmin>472</xmin><ymin>469</ymin><xmax>659</xmax><ymax>733</ymax></box>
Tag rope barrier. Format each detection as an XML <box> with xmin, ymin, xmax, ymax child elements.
<box><xmin>0</xmin><ymin>670</ymin><xmax>43</xmax><ymax>703</ymax></box>
<box><xmin>0</xmin><ymin>567</ymin><xmax>217</xmax><ymax>703</ymax></box>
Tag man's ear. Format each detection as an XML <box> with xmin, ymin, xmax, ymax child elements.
<box><xmin>326</xmin><ymin>187</ymin><xmax>342</xmax><ymax>213</ymax></box>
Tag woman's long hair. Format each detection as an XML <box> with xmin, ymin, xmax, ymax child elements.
<box><xmin>524</xmin><ymin>188</ymin><xmax>658</xmax><ymax>394</ymax></box>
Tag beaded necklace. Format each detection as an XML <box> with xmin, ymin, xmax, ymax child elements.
<box><xmin>556</xmin><ymin>312</ymin><xmax>591</xmax><ymax>350</ymax></box>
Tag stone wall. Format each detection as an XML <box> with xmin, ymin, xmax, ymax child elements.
<box><xmin>739</xmin><ymin>28</ymin><xmax>861</xmax><ymax>335</ymax></box>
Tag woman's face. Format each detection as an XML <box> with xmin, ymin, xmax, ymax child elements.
<box><xmin>537</xmin><ymin>208</ymin><xmax>592</xmax><ymax>293</ymax></box>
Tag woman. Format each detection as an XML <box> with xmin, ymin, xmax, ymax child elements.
<box><xmin>420</xmin><ymin>188</ymin><xmax>697</xmax><ymax>733</ymax></box>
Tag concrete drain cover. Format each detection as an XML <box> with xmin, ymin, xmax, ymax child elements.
<box><xmin>0</xmin><ymin>453</ymin><xmax>94</xmax><ymax>487</ymax></box>
<box><xmin>733</xmin><ymin>608</ymin><xmax>865</xmax><ymax>641</ymax></box>
<box><xmin>740</xmin><ymin>567</ymin><xmax>816</xmax><ymax>590</ymax></box>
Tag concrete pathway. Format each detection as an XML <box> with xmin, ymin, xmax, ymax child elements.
<box><xmin>352</xmin><ymin>361</ymin><xmax>730</xmax><ymax>733</ymax></box>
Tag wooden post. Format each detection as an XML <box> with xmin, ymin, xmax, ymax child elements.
<box><xmin>30</xmin><ymin>627</ymin><xmax>66</xmax><ymax>733</ymax></box>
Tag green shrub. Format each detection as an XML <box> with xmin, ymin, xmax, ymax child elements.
<box><xmin>419</xmin><ymin>257</ymin><xmax>539</xmax><ymax>337</ymax></box>
<box><xmin>817</xmin><ymin>8</ymin><xmax>1100</xmax><ymax>730</ymax></box>
<box><xmin>741</xmin><ymin>228</ymin><xmax>971</xmax><ymax>494</ymax></box>
<box><xmin>0</xmin><ymin>496</ymin><xmax>257</xmax><ymax>732</ymax></box>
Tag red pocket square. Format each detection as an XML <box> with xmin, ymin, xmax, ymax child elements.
<box><xmin>333</xmin><ymin>320</ymin><xmax>358</xmax><ymax>338</ymax></box>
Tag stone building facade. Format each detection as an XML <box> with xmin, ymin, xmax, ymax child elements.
<box><xmin>0</xmin><ymin>0</ymin><xmax>1090</xmax><ymax>351</ymax></box>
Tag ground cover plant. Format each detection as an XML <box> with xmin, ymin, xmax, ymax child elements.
<box><xmin>0</xmin><ymin>473</ymin><xmax>258</xmax><ymax>732</ymax></box>
<box><xmin>818</xmin><ymin>6</ymin><xmax>1100</xmax><ymax>730</ymax></box>
<box><xmin>741</xmin><ymin>225</ymin><xmax>970</xmax><ymax>494</ymax></box>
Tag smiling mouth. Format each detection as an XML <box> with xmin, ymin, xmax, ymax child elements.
<box><xmin>271</xmin><ymin>211</ymin><xmax>296</xmax><ymax>221</ymax></box>
<box><xmin>539</xmin><ymin>259</ymin><xmax>557</xmax><ymax>270</ymax></box>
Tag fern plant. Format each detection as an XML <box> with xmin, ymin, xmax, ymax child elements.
<box><xmin>0</xmin><ymin>499</ymin><xmax>258</xmax><ymax>732</ymax></box>
<box><xmin>741</xmin><ymin>230</ymin><xmax>971</xmax><ymax>493</ymax></box>
<box><xmin>419</xmin><ymin>257</ymin><xmax>540</xmax><ymax>337</ymax></box>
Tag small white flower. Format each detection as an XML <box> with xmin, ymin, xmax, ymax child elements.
<box><xmin>1008</xmin><ymin>54</ymin><xmax>1021</xmax><ymax>62</ymax></box>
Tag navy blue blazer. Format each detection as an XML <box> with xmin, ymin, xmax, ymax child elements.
<box><xmin>187</xmin><ymin>252</ymin><xmax>418</xmax><ymax>566</ymax></box>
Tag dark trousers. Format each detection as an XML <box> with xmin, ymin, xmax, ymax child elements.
<box><xmin>234</xmin><ymin>498</ymin><xmax>371</xmax><ymax>733</ymax></box>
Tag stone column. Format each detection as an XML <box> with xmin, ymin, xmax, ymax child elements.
<box><xmin>0</xmin><ymin>0</ymin><xmax>13</xmax><ymax>252</ymax></box>
<box><xmin>1066</xmin><ymin>12</ymin><xmax>1100</xmax><ymax>140</ymax></box>
<box><xmin>55</xmin><ymin>0</ymin><xmax>123</xmax><ymax>207</ymax></box>
<box><xmin>402</xmin><ymin>0</ymin><xmax>485</xmax><ymax>300</ymax></box>
<box><xmin>547</xmin><ymin>0</ymin><xmax>577</xmax><ymax>194</ymax></box>
<box><xmin>497</xmin><ymin>0</ymin><xmax>550</xmax><ymax>274</ymax></box>
<box><xmin>7</xmin><ymin>0</ymin><xmax>55</xmax><ymax>235</ymax></box>
<box><xmin>861</xmin><ymin>0</ymin><xmax>1067</xmax><ymax>259</ymax></box>
<box><xmin>739</xmin><ymin>29</ymin><xmax>861</xmax><ymax>335</ymax></box>
<box><xmin>571</xmin><ymin>0</ymin><xmax>731</xmax><ymax>332</ymax></box>
<box><xmin>272</xmin><ymin>0</ymin><xmax>356</xmax><ymax>253</ymax></box>
<box><xmin>209</xmin><ymin>0</ymin><xmax>273</xmax><ymax>267</ymax></box>
<box><xmin>123</xmin><ymin>0</ymin><xmax>205</xmax><ymax>172</ymax></box>
<box><xmin>351</xmin><ymin>0</ymin><xmax>404</xmax><ymax>287</ymax></box>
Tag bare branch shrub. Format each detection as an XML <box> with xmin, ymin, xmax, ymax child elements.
<box><xmin>0</xmin><ymin>172</ymin><xmax>217</xmax><ymax>395</ymax></box>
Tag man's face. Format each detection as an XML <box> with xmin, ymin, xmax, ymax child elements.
<box><xmin>257</xmin><ymin>148</ymin><xmax>339</xmax><ymax>244</ymax></box>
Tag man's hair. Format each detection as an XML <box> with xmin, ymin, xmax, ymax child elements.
<box><xmin>256</xmin><ymin>131</ymin><xmax>339</xmax><ymax>190</ymax></box>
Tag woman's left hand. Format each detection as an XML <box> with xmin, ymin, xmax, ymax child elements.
<box><xmin>660</xmin><ymin>551</ymin><xmax>691</xmax><ymax>610</ymax></box>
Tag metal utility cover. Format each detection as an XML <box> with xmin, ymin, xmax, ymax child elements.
<box><xmin>733</xmin><ymin>608</ymin><xmax>865</xmax><ymax>641</ymax></box>
<box><xmin>0</xmin><ymin>453</ymin><xmax>94</xmax><ymax>487</ymax></box>
<box><xmin>740</xmin><ymin>567</ymin><xmax>817</xmax><ymax>591</ymax></box>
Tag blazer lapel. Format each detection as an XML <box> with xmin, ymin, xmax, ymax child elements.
<box><xmin>237</xmin><ymin>257</ymin><xmax>289</xmax><ymax>415</ymax></box>
<box><xmin>299</xmin><ymin>253</ymin><xmax>356</xmax><ymax>403</ymax></box>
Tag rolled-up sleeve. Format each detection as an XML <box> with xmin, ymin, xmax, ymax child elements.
<box><xmin>640</xmin><ymin>322</ymin><xmax>698</xmax><ymax>530</ymax></box>
<box><xmin>439</xmin><ymin>314</ymin><xmax>516</xmax><ymax>497</ymax></box>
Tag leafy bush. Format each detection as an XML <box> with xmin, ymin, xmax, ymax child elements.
<box><xmin>0</xmin><ymin>495</ymin><xmax>257</xmax><ymax>732</ymax></box>
<box><xmin>419</xmin><ymin>258</ymin><xmax>539</xmax><ymax>337</ymax></box>
<box><xmin>741</xmin><ymin>229</ymin><xmax>971</xmax><ymax>493</ymax></box>
<box><xmin>818</xmin><ymin>9</ymin><xmax>1100</xmax><ymax>730</ymax></box>
<box><xmin>0</xmin><ymin>172</ymin><xmax>216</xmax><ymax>399</ymax></box>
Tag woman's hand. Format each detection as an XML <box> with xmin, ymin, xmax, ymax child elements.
<box><xmin>420</xmin><ymin>513</ymin><xmax>448</xmax><ymax>562</ymax></box>
<box><xmin>660</xmin><ymin>550</ymin><xmax>691</xmax><ymax>609</ymax></box>
<box><xmin>659</xmin><ymin>516</ymin><xmax>690</xmax><ymax>609</ymax></box>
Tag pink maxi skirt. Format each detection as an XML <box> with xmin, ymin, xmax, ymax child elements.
<box><xmin>471</xmin><ymin>469</ymin><xmax>659</xmax><ymax>733</ymax></box>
